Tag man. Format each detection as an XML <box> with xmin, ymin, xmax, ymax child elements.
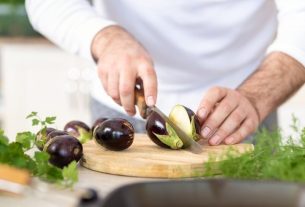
<box><xmin>26</xmin><ymin>0</ymin><xmax>305</xmax><ymax>145</ymax></box>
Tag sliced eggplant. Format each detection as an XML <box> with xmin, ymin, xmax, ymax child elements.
<box><xmin>169</xmin><ymin>104</ymin><xmax>201</xmax><ymax>141</ymax></box>
<box><xmin>146</xmin><ymin>111</ymin><xmax>183</xmax><ymax>149</ymax></box>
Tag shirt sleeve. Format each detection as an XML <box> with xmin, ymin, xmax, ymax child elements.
<box><xmin>25</xmin><ymin>0</ymin><xmax>117</xmax><ymax>62</ymax></box>
<box><xmin>267</xmin><ymin>0</ymin><xmax>305</xmax><ymax>67</ymax></box>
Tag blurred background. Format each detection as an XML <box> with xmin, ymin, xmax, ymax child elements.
<box><xmin>0</xmin><ymin>0</ymin><xmax>305</xmax><ymax>140</ymax></box>
<box><xmin>0</xmin><ymin>0</ymin><xmax>92</xmax><ymax>139</ymax></box>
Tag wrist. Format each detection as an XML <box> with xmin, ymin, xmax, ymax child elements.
<box><xmin>91</xmin><ymin>25</ymin><xmax>125</xmax><ymax>62</ymax></box>
<box><xmin>237</xmin><ymin>52</ymin><xmax>305</xmax><ymax>122</ymax></box>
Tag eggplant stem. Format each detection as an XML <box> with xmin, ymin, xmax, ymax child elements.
<box><xmin>78</xmin><ymin>128</ymin><xmax>92</xmax><ymax>144</ymax></box>
<box><xmin>154</xmin><ymin>133</ymin><xmax>183</xmax><ymax>150</ymax></box>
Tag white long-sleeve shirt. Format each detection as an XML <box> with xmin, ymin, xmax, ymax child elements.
<box><xmin>26</xmin><ymin>0</ymin><xmax>305</xmax><ymax>115</ymax></box>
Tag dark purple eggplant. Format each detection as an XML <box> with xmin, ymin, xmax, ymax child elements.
<box><xmin>64</xmin><ymin>120</ymin><xmax>91</xmax><ymax>144</ymax></box>
<box><xmin>91</xmin><ymin>117</ymin><xmax>108</xmax><ymax>132</ymax></box>
<box><xmin>169</xmin><ymin>104</ymin><xmax>201</xmax><ymax>141</ymax></box>
<box><xmin>146</xmin><ymin>111</ymin><xmax>183</xmax><ymax>149</ymax></box>
<box><xmin>44</xmin><ymin>135</ymin><xmax>83</xmax><ymax>168</ymax></box>
<box><xmin>146</xmin><ymin>105</ymin><xmax>201</xmax><ymax>149</ymax></box>
<box><xmin>35</xmin><ymin>127</ymin><xmax>56</xmax><ymax>151</ymax></box>
<box><xmin>93</xmin><ymin>118</ymin><xmax>134</xmax><ymax>151</ymax></box>
<box><xmin>46</xmin><ymin>130</ymin><xmax>68</xmax><ymax>143</ymax></box>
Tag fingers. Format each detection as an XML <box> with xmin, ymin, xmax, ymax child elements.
<box><xmin>203</xmin><ymin>94</ymin><xmax>239</xmax><ymax>138</ymax></box>
<box><xmin>97</xmin><ymin>62</ymin><xmax>108</xmax><ymax>92</ymax></box>
<box><xmin>138</xmin><ymin>61</ymin><xmax>158</xmax><ymax>106</ymax></box>
<box><xmin>197</xmin><ymin>87</ymin><xmax>227</xmax><ymax>123</ymax></box>
<box><xmin>208</xmin><ymin>107</ymin><xmax>247</xmax><ymax>145</ymax></box>
<box><xmin>98</xmin><ymin>58</ymin><xmax>157</xmax><ymax>116</ymax></box>
<box><xmin>120</xmin><ymin>65</ymin><xmax>136</xmax><ymax>115</ymax></box>
<box><xmin>107</xmin><ymin>70</ymin><xmax>120</xmax><ymax>105</ymax></box>
<box><xmin>93</xmin><ymin>26</ymin><xmax>158</xmax><ymax>116</ymax></box>
<box><xmin>197</xmin><ymin>87</ymin><xmax>259</xmax><ymax>145</ymax></box>
<box><xmin>224</xmin><ymin>118</ymin><xmax>257</xmax><ymax>145</ymax></box>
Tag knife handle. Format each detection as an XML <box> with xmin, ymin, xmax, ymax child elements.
<box><xmin>134</xmin><ymin>78</ymin><xmax>150</xmax><ymax>119</ymax></box>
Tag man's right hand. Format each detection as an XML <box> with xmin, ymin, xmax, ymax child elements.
<box><xmin>91</xmin><ymin>25</ymin><xmax>157</xmax><ymax>116</ymax></box>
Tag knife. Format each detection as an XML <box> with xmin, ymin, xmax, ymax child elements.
<box><xmin>134</xmin><ymin>79</ymin><xmax>203</xmax><ymax>154</ymax></box>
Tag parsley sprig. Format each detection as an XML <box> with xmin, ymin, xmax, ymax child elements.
<box><xmin>0</xmin><ymin>112</ymin><xmax>78</xmax><ymax>188</ymax></box>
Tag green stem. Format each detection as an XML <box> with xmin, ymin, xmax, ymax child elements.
<box><xmin>78</xmin><ymin>128</ymin><xmax>92</xmax><ymax>144</ymax></box>
<box><xmin>154</xmin><ymin>133</ymin><xmax>183</xmax><ymax>149</ymax></box>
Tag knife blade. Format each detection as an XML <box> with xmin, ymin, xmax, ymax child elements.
<box><xmin>134</xmin><ymin>79</ymin><xmax>203</xmax><ymax>154</ymax></box>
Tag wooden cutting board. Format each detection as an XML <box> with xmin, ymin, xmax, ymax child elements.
<box><xmin>81</xmin><ymin>134</ymin><xmax>253</xmax><ymax>178</ymax></box>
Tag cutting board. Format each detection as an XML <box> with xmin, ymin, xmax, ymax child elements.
<box><xmin>81</xmin><ymin>134</ymin><xmax>253</xmax><ymax>178</ymax></box>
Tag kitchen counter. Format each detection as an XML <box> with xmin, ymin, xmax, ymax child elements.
<box><xmin>0</xmin><ymin>166</ymin><xmax>162</xmax><ymax>207</ymax></box>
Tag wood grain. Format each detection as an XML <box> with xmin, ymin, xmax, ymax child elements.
<box><xmin>0</xmin><ymin>164</ymin><xmax>30</xmax><ymax>185</ymax></box>
<box><xmin>81</xmin><ymin>134</ymin><xmax>253</xmax><ymax>178</ymax></box>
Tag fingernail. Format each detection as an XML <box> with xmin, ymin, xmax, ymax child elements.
<box><xmin>126</xmin><ymin>110</ymin><xmax>135</xmax><ymax>116</ymax></box>
<box><xmin>210</xmin><ymin>135</ymin><xmax>221</xmax><ymax>145</ymax></box>
<box><xmin>198</xmin><ymin>108</ymin><xmax>207</xmax><ymax>120</ymax></box>
<box><xmin>225</xmin><ymin>137</ymin><xmax>234</xmax><ymax>145</ymax></box>
<box><xmin>114</xmin><ymin>99</ymin><xmax>121</xmax><ymax>105</ymax></box>
<box><xmin>201</xmin><ymin>127</ymin><xmax>211</xmax><ymax>138</ymax></box>
<box><xmin>146</xmin><ymin>96</ymin><xmax>155</xmax><ymax>106</ymax></box>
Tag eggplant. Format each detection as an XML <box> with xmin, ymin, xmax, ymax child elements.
<box><xmin>91</xmin><ymin>117</ymin><xmax>108</xmax><ymax>132</ymax></box>
<box><xmin>64</xmin><ymin>120</ymin><xmax>92</xmax><ymax>144</ymax></box>
<box><xmin>169</xmin><ymin>105</ymin><xmax>201</xmax><ymax>141</ymax></box>
<box><xmin>44</xmin><ymin>135</ymin><xmax>83</xmax><ymax>168</ymax></box>
<box><xmin>93</xmin><ymin>118</ymin><xmax>134</xmax><ymax>151</ymax></box>
<box><xmin>46</xmin><ymin>130</ymin><xmax>68</xmax><ymax>143</ymax></box>
<box><xmin>146</xmin><ymin>111</ymin><xmax>183</xmax><ymax>149</ymax></box>
<box><xmin>146</xmin><ymin>105</ymin><xmax>201</xmax><ymax>149</ymax></box>
<box><xmin>35</xmin><ymin>127</ymin><xmax>56</xmax><ymax>151</ymax></box>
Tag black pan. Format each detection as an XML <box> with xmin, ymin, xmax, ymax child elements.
<box><xmin>100</xmin><ymin>179</ymin><xmax>305</xmax><ymax>207</ymax></box>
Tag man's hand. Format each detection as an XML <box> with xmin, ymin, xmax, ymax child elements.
<box><xmin>91</xmin><ymin>25</ymin><xmax>157</xmax><ymax>115</ymax></box>
<box><xmin>197</xmin><ymin>87</ymin><xmax>260</xmax><ymax>145</ymax></box>
<box><xmin>197</xmin><ymin>52</ymin><xmax>305</xmax><ymax>145</ymax></box>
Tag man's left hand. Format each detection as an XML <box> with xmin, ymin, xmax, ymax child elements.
<box><xmin>197</xmin><ymin>87</ymin><xmax>260</xmax><ymax>145</ymax></box>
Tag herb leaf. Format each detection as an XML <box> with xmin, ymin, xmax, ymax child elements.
<box><xmin>205</xmin><ymin>126</ymin><xmax>305</xmax><ymax>182</ymax></box>
<box><xmin>0</xmin><ymin>112</ymin><xmax>78</xmax><ymax>188</ymax></box>
<box><xmin>32</xmin><ymin>118</ymin><xmax>40</xmax><ymax>126</ymax></box>
<box><xmin>34</xmin><ymin>151</ymin><xmax>63</xmax><ymax>182</ymax></box>
<box><xmin>0</xmin><ymin>129</ymin><xmax>9</xmax><ymax>146</ymax></box>
<box><xmin>0</xmin><ymin>142</ymin><xmax>36</xmax><ymax>170</ymax></box>
<box><xmin>61</xmin><ymin>161</ymin><xmax>78</xmax><ymax>188</ymax></box>
<box><xmin>15</xmin><ymin>131</ymin><xmax>36</xmax><ymax>151</ymax></box>
<box><xmin>26</xmin><ymin>112</ymin><xmax>56</xmax><ymax>128</ymax></box>
<box><xmin>26</xmin><ymin>111</ymin><xmax>38</xmax><ymax>119</ymax></box>
<box><xmin>45</xmin><ymin>116</ymin><xmax>56</xmax><ymax>125</ymax></box>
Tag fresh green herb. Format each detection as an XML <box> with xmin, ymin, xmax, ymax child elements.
<box><xmin>205</xmin><ymin>120</ymin><xmax>305</xmax><ymax>182</ymax></box>
<box><xmin>0</xmin><ymin>0</ymin><xmax>25</xmax><ymax>5</ymax></box>
<box><xmin>26</xmin><ymin>111</ymin><xmax>56</xmax><ymax>128</ymax></box>
<box><xmin>0</xmin><ymin>112</ymin><xmax>79</xmax><ymax>188</ymax></box>
<box><xmin>61</xmin><ymin>161</ymin><xmax>78</xmax><ymax>188</ymax></box>
<box><xmin>0</xmin><ymin>129</ymin><xmax>9</xmax><ymax>146</ymax></box>
<box><xmin>16</xmin><ymin>131</ymin><xmax>36</xmax><ymax>151</ymax></box>
<box><xmin>0</xmin><ymin>142</ymin><xmax>36</xmax><ymax>170</ymax></box>
<box><xmin>33</xmin><ymin>151</ymin><xmax>63</xmax><ymax>182</ymax></box>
